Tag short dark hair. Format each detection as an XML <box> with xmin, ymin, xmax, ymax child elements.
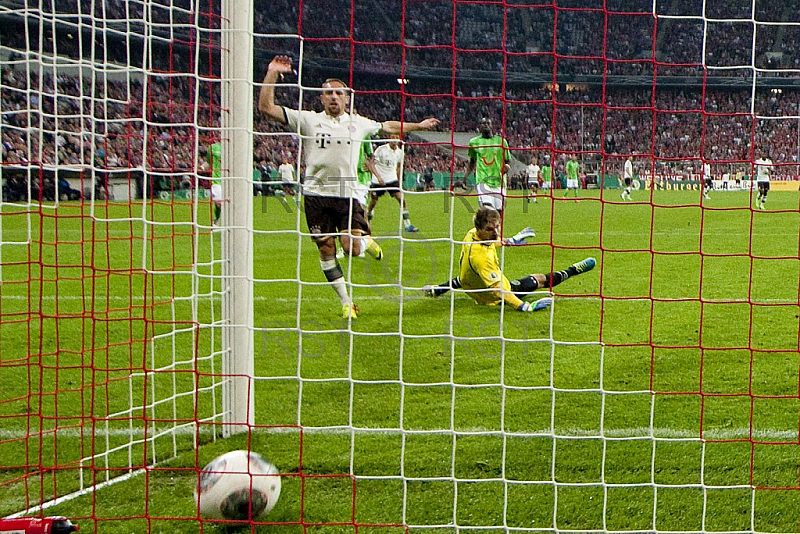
<box><xmin>474</xmin><ymin>207</ymin><xmax>500</xmax><ymax>229</ymax></box>
<box><xmin>323</xmin><ymin>78</ymin><xmax>348</xmax><ymax>89</ymax></box>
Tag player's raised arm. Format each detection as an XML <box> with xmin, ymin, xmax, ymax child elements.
<box><xmin>259</xmin><ymin>55</ymin><xmax>294</xmax><ymax>123</ymax></box>
<box><xmin>381</xmin><ymin>118</ymin><xmax>439</xmax><ymax>136</ymax></box>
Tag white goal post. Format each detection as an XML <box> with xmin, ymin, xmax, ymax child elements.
<box><xmin>220</xmin><ymin>0</ymin><xmax>255</xmax><ymax>436</ymax></box>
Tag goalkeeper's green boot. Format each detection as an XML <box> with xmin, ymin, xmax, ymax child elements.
<box><xmin>572</xmin><ymin>257</ymin><xmax>596</xmax><ymax>274</ymax></box>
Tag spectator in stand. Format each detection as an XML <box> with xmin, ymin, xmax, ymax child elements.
<box><xmin>57</xmin><ymin>176</ymin><xmax>81</xmax><ymax>200</ymax></box>
<box><xmin>423</xmin><ymin>166</ymin><xmax>435</xmax><ymax>191</ymax></box>
<box><xmin>253</xmin><ymin>160</ymin><xmax>264</xmax><ymax>196</ymax></box>
<box><xmin>256</xmin><ymin>159</ymin><xmax>275</xmax><ymax>195</ymax></box>
<box><xmin>3</xmin><ymin>174</ymin><xmax>27</xmax><ymax>201</ymax></box>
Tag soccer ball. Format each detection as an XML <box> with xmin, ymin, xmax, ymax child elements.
<box><xmin>195</xmin><ymin>450</ymin><xmax>281</xmax><ymax>521</ymax></box>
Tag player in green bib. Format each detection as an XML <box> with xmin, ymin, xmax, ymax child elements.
<box><xmin>357</xmin><ymin>137</ymin><xmax>375</xmax><ymax>207</ymax></box>
<box><xmin>207</xmin><ymin>142</ymin><xmax>223</xmax><ymax>225</ymax></box>
<box><xmin>540</xmin><ymin>156</ymin><xmax>553</xmax><ymax>192</ymax></box>
<box><xmin>563</xmin><ymin>154</ymin><xmax>580</xmax><ymax>200</ymax></box>
<box><xmin>466</xmin><ymin>117</ymin><xmax>511</xmax><ymax>212</ymax></box>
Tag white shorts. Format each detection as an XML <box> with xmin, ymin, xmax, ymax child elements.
<box><xmin>566</xmin><ymin>178</ymin><xmax>579</xmax><ymax>189</ymax></box>
<box><xmin>211</xmin><ymin>184</ymin><xmax>222</xmax><ymax>201</ymax></box>
<box><xmin>476</xmin><ymin>182</ymin><xmax>505</xmax><ymax>211</ymax></box>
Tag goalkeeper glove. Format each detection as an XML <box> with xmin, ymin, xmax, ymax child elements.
<box><xmin>518</xmin><ymin>297</ymin><xmax>553</xmax><ymax>312</ymax></box>
<box><xmin>507</xmin><ymin>227</ymin><xmax>536</xmax><ymax>245</ymax></box>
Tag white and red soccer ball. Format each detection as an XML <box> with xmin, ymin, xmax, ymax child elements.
<box><xmin>195</xmin><ymin>450</ymin><xmax>281</xmax><ymax>521</ymax></box>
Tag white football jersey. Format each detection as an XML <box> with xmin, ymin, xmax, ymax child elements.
<box><xmin>283</xmin><ymin>108</ymin><xmax>381</xmax><ymax>199</ymax></box>
<box><xmin>703</xmin><ymin>162</ymin><xmax>711</xmax><ymax>179</ymax></box>
<box><xmin>278</xmin><ymin>163</ymin><xmax>295</xmax><ymax>183</ymax></box>
<box><xmin>525</xmin><ymin>164</ymin><xmax>540</xmax><ymax>182</ymax></box>
<box><xmin>371</xmin><ymin>143</ymin><xmax>404</xmax><ymax>184</ymax></box>
<box><xmin>755</xmin><ymin>158</ymin><xmax>772</xmax><ymax>182</ymax></box>
<box><xmin>624</xmin><ymin>160</ymin><xmax>633</xmax><ymax>180</ymax></box>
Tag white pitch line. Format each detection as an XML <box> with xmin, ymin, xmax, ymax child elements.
<box><xmin>0</xmin><ymin>425</ymin><xmax>796</xmax><ymax>442</ymax></box>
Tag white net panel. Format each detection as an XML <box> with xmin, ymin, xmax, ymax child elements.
<box><xmin>0</xmin><ymin>0</ymin><xmax>228</xmax><ymax>515</ymax></box>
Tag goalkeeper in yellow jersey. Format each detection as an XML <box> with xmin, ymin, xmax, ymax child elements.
<box><xmin>422</xmin><ymin>208</ymin><xmax>596</xmax><ymax>311</ymax></box>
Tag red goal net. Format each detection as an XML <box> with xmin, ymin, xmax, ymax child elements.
<box><xmin>2</xmin><ymin>0</ymin><xmax>800</xmax><ymax>532</ymax></box>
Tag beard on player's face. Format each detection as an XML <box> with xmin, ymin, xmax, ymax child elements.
<box><xmin>323</xmin><ymin>97</ymin><xmax>346</xmax><ymax>116</ymax></box>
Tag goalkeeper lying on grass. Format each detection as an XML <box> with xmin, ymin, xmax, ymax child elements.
<box><xmin>422</xmin><ymin>207</ymin><xmax>595</xmax><ymax>312</ymax></box>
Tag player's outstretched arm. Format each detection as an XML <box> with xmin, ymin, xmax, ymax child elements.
<box><xmin>382</xmin><ymin>118</ymin><xmax>439</xmax><ymax>136</ymax></box>
<box><xmin>259</xmin><ymin>55</ymin><xmax>293</xmax><ymax>124</ymax></box>
<box><xmin>422</xmin><ymin>277</ymin><xmax>461</xmax><ymax>298</ymax></box>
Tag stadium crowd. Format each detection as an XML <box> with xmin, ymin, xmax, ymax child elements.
<box><xmin>4</xmin><ymin>0</ymin><xmax>800</xmax><ymax>191</ymax></box>
<box><xmin>3</xmin><ymin>67</ymin><xmax>800</xmax><ymax>185</ymax></box>
<box><xmin>251</xmin><ymin>0</ymin><xmax>800</xmax><ymax>76</ymax></box>
<box><xmin>18</xmin><ymin>0</ymin><xmax>800</xmax><ymax>75</ymax></box>
<box><xmin>4</xmin><ymin>66</ymin><xmax>798</xmax><ymax>179</ymax></box>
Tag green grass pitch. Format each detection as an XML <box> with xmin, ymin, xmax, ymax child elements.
<box><xmin>1</xmin><ymin>187</ymin><xmax>800</xmax><ymax>532</ymax></box>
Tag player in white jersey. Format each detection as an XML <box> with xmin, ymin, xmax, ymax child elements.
<box><xmin>702</xmin><ymin>161</ymin><xmax>712</xmax><ymax>200</ymax></box>
<box><xmin>278</xmin><ymin>159</ymin><xmax>297</xmax><ymax>197</ymax></box>
<box><xmin>366</xmin><ymin>136</ymin><xmax>419</xmax><ymax>232</ymax></box>
<box><xmin>754</xmin><ymin>151</ymin><xmax>772</xmax><ymax>210</ymax></box>
<box><xmin>620</xmin><ymin>156</ymin><xmax>633</xmax><ymax>201</ymax></box>
<box><xmin>259</xmin><ymin>55</ymin><xmax>439</xmax><ymax>319</ymax></box>
<box><xmin>525</xmin><ymin>156</ymin><xmax>540</xmax><ymax>204</ymax></box>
